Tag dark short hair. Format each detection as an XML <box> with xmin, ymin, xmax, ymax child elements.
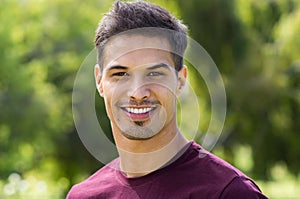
<box><xmin>94</xmin><ymin>0</ymin><xmax>188</xmax><ymax>71</ymax></box>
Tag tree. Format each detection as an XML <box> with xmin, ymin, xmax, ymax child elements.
<box><xmin>0</xmin><ymin>0</ymin><xmax>111</xmax><ymax>197</ymax></box>
<box><xmin>175</xmin><ymin>0</ymin><xmax>300</xmax><ymax>179</ymax></box>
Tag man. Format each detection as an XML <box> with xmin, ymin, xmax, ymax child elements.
<box><xmin>67</xmin><ymin>1</ymin><xmax>268</xmax><ymax>198</ymax></box>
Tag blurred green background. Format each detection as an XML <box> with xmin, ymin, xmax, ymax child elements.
<box><xmin>1</xmin><ymin>0</ymin><xmax>300</xmax><ymax>198</ymax></box>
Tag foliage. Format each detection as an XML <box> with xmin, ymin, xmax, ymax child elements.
<box><xmin>176</xmin><ymin>0</ymin><xmax>300</xmax><ymax>180</ymax></box>
<box><xmin>0</xmin><ymin>0</ymin><xmax>299</xmax><ymax>198</ymax></box>
<box><xmin>0</xmin><ymin>0</ymin><xmax>111</xmax><ymax>197</ymax></box>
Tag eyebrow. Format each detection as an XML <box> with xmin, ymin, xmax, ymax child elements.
<box><xmin>147</xmin><ymin>63</ymin><xmax>171</xmax><ymax>71</ymax></box>
<box><xmin>106</xmin><ymin>65</ymin><xmax>128</xmax><ymax>71</ymax></box>
<box><xmin>106</xmin><ymin>63</ymin><xmax>171</xmax><ymax>72</ymax></box>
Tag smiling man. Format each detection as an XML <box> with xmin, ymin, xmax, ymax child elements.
<box><xmin>99</xmin><ymin>35</ymin><xmax>180</xmax><ymax>142</ymax></box>
<box><xmin>67</xmin><ymin>1</ymin><xmax>268</xmax><ymax>198</ymax></box>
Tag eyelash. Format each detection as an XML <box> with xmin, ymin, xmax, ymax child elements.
<box><xmin>148</xmin><ymin>72</ymin><xmax>165</xmax><ymax>76</ymax></box>
<box><xmin>111</xmin><ymin>71</ymin><xmax>165</xmax><ymax>78</ymax></box>
<box><xmin>112</xmin><ymin>72</ymin><xmax>129</xmax><ymax>77</ymax></box>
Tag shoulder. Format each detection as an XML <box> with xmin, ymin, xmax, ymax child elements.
<box><xmin>219</xmin><ymin>177</ymin><xmax>269</xmax><ymax>199</ymax></box>
<box><xmin>66</xmin><ymin>158</ymin><xmax>119</xmax><ymax>199</ymax></box>
<box><xmin>186</xmin><ymin>142</ymin><xmax>246</xmax><ymax>180</ymax></box>
<box><xmin>184</xmin><ymin>142</ymin><xmax>268</xmax><ymax>198</ymax></box>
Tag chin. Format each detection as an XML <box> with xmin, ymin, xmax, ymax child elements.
<box><xmin>122</xmin><ymin>133</ymin><xmax>155</xmax><ymax>141</ymax></box>
<box><xmin>121</xmin><ymin>125</ymin><xmax>159</xmax><ymax>140</ymax></box>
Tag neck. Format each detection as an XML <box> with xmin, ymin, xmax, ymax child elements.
<box><xmin>113</xmin><ymin>125</ymin><xmax>188</xmax><ymax>178</ymax></box>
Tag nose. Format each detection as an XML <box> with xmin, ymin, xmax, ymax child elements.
<box><xmin>127</xmin><ymin>81</ymin><xmax>151</xmax><ymax>102</ymax></box>
<box><xmin>128</xmin><ymin>86</ymin><xmax>150</xmax><ymax>102</ymax></box>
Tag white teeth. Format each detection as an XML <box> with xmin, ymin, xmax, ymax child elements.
<box><xmin>125</xmin><ymin>107</ymin><xmax>153</xmax><ymax>114</ymax></box>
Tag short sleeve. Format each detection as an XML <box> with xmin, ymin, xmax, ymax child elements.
<box><xmin>220</xmin><ymin>177</ymin><xmax>269</xmax><ymax>199</ymax></box>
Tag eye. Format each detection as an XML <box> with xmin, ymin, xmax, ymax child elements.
<box><xmin>148</xmin><ymin>72</ymin><xmax>164</xmax><ymax>76</ymax></box>
<box><xmin>112</xmin><ymin>72</ymin><xmax>129</xmax><ymax>77</ymax></box>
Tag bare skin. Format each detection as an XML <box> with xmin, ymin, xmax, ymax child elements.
<box><xmin>95</xmin><ymin>35</ymin><xmax>188</xmax><ymax>177</ymax></box>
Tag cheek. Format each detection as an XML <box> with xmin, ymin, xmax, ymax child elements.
<box><xmin>104</xmin><ymin>81</ymin><xmax>127</xmax><ymax>97</ymax></box>
<box><xmin>103</xmin><ymin>97</ymin><xmax>112</xmax><ymax>119</ymax></box>
<box><xmin>154</xmin><ymin>85</ymin><xmax>177</xmax><ymax>109</ymax></box>
<box><xmin>155</xmin><ymin>82</ymin><xmax>177</xmax><ymax>98</ymax></box>
<box><xmin>102</xmin><ymin>86</ymin><xmax>123</xmax><ymax>117</ymax></box>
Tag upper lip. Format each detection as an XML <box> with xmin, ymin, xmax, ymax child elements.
<box><xmin>122</xmin><ymin>107</ymin><xmax>155</xmax><ymax>114</ymax></box>
<box><xmin>118</xmin><ymin>100</ymin><xmax>160</xmax><ymax>114</ymax></box>
<box><xmin>118</xmin><ymin>100</ymin><xmax>159</xmax><ymax>108</ymax></box>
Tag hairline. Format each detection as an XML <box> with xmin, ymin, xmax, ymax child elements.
<box><xmin>96</xmin><ymin>32</ymin><xmax>184</xmax><ymax>74</ymax></box>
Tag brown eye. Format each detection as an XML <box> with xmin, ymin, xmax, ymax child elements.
<box><xmin>112</xmin><ymin>72</ymin><xmax>129</xmax><ymax>77</ymax></box>
<box><xmin>148</xmin><ymin>72</ymin><xmax>164</xmax><ymax>76</ymax></box>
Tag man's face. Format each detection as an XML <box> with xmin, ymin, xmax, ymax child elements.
<box><xmin>95</xmin><ymin>35</ymin><xmax>186</xmax><ymax>140</ymax></box>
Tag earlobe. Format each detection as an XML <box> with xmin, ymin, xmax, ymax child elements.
<box><xmin>94</xmin><ymin>64</ymin><xmax>104</xmax><ymax>97</ymax></box>
<box><xmin>176</xmin><ymin>65</ymin><xmax>187</xmax><ymax>95</ymax></box>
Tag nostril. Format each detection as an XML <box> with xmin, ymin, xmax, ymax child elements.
<box><xmin>128</xmin><ymin>87</ymin><xmax>151</xmax><ymax>102</ymax></box>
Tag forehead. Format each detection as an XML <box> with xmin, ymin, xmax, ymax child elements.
<box><xmin>103</xmin><ymin>34</ymin><xmax>174</xmax><ymax>68</ymax></box>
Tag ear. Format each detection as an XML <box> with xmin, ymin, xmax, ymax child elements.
<box><xmin>94</xmin><ymin>64</ymin><xmax>103</xmax><ymax>97</ymax></box>
<box><xmin>176</xmin><ymin>65</ymin><xmax>187</xmax><ymax>95</ymax></box>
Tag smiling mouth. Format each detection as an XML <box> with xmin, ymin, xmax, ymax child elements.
<box><xmin>124</xmin><ymin>107</ymin><xmax>155</xmax><ymax>114</ymax></box>
<box><xmin>120</xmin><ymin>106</ymin><xmax>157</xmax><ymax>121</ymax></box>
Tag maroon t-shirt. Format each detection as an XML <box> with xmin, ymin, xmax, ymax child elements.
<box><xmin>67</xmin><ymin>142</ymin><xmax>268</xmax><ymax>199</ymax></box>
